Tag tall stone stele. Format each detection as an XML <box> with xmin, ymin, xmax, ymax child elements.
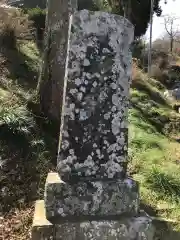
<box><xmin>37</xmin><ymin>0</ymin><xmax>77</xmax><ymax>123</ymax></box>
<box><xmin>32</xmin><ymin>10</ymin><xmax>155</xmax><ymax>240</ymax></box>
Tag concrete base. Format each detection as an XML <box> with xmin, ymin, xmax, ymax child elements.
<box><xmin>32</xmin><ymin>200</ymin><xmax>53</xmax><ymax>240</ymax></box>
<box><xmin>32</xmin><ymin>200</ymin><xmax>154</xmax><ymax>240</ymax></box>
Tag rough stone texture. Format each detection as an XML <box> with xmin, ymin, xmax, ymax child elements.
<box><xmin>38</xmin><ymin>0</ymin><xmax>77</xmax><ymax>122</ymax></box>
<box><xmin>32</xmin><ymin>200</ymin><xmax>154</xmax><ymax>240</ymax></box>
<box><xmin>54</xmin><ymin>216</ymin><xmax>154</xmax><ymax>240</ymax></box>
<box><xmin>45</xmin><ymin>173</ymin><xmax>139</xmax><ymax>220</ymax></box>
<box><xmin>32</xmin><ymin>10</ymin><xmax>155</xmax><ymax>240</ymax></box>
<box><xmin>57</xmin><ymin>10</ymin><xmax>134</xmax><ymax>182</ymax></box>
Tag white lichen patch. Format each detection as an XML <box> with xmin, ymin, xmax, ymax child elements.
<box><xmin>92</xmin><ymin>81</ymin><xmax>98</xmax><ymax>88</ymax></box>
<box><xmin>63</xmin><ymin>130</ymin><xmax>69</xmax><ymax>137</ymax></box>
<box><xmin>79</xmin><ymin>110</ymin><xmax>89</xmax><ymax>120</ymax></box>
<box><xmin>93</xmin><ymin>143</ymin><xmax>97</xmax><ymax>148</ymax></box>
<box><xmin>70</xmin><ymin>88</ymin><xmax>78</xmax><ymax>94</ymax></box>
<box><xmin>104</xmin><ymin>160</ymin><xmax>123</xmax><ymax>178</ymax></box>
<box><xmin>84</xmin><ymin>157</ymin><xmax>95</xmax><ymax>168</ymax></box>
<box><xmin>96</xmin><ymin>149</ymin><xmax>101</xmax><ymax>155</ymax></box>
<box><xmin>111</xmin><ymin>82</ymin><xmax>117</xmax><ymax>90</ymax></box>
<box><xmin>80</xmin><ymin>86</ymin><xmax>86</xmax><ymax>92</ymax></box>
<box><xmin>69</xmin><ymin>149</ymin><xmax>74</xmax><ymax>155</ymax></box>
<box><xmin>104</xmin><ymin>112</ymin><xmax>111</xmax><ymax>120</ymax></box>
<box><xmin>61</xmin><ymin>140</ymin><xmax>70</xmax><ymax>150</ymax></box>
<box><xmin>83</xmin><ymin>59</ymin><xmax>90</xmax><ymax>66</ymax></box>
<box><xmin>75</xmin><ymin>78</ymin><xmax>82</xmax><ymax>86</ymax></box>
<box><xmin>86</xmin><ymin>73</ymin><xmax>92</xmax><ymax>79</ymax></box>
<box><xmin>77</xmin><ymin>92</ymin><xmax>83</xmax><ymax>101</ymax></box>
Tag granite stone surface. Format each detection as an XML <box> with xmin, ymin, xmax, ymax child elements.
<box><xmin>54</xmin><ymin>216</ymin><xmax>154</xmax><ymax>240</ymax></box>
<box><xmin>32</xmin><ymin>201</ymin><xmax>154</xmax><ymax>240</ymax></box>
<box><xmin>57</xmin><ymin>10</ymin><xmax>134</xmax><ymax>182</ymax></box>
<box><xmin>45</xmin><ymin>173</ymin><xmax>139</xmax><ymax>220</ymax></box>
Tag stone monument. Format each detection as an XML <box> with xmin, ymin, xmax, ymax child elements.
<box><xmin>32</xmin><ymin>9</ymin><xmax>154</xmax><ymax>240</ymax></box>
<box><xmin>37</xmin><ymin>0</ymin><xmax>77</xmax><ymax>122</ymax></box>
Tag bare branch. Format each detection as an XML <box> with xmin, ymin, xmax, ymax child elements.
<box><xmin>163</xmin><ymin>15</ymin><xmax>180</xmax><ymax>52</ymax></box>
<box><xmin>164</xmin><ymin>18</ymin><xmax>172</xmax><ymax>36</ymax></box>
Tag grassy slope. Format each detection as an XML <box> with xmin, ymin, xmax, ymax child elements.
<box><xmin>130</xmin><ymin>66</ymin><xmax>180</xmax><ymax>238</ymax></box>
<box><xmin>0</xmin><ymin>40</ymin><xmax>57</xmax><ymax>239</ymax></box>
<box><xmin>0</xmin><ymin>7</ymin><xmax>57</xmax><ymax>239</ymax></box>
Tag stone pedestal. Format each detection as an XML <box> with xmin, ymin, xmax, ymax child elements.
<box><xmin>45</xmin><ymin>173</ymin><xmax>139</xmax><ymax>220</ymax></box>
<box><xmin>32</xmin><ymin>198</ymin><xmax>154</xmax><ymax>240</ymax></box>
<box><xmin>32</xmin><ymin>10</ymin><xmax>154</xmax><ymax>240</ymax></box>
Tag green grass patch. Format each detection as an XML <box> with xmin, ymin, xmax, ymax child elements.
<box><xmin>146</xmin><ymin>166</ymin><xmax>180</xmax><ymax>201</ymax></box>
<box><xmin>130</xmin><ymin>74</ymin><xmax>180</xmax><ymax>230</ymax></box>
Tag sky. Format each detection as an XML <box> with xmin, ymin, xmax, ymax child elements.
<box><xmin>146</xmin><ymin>0</ymin><xmax>180</xmax><ymax>41</ymax></box>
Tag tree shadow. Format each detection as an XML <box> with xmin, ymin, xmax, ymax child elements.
<box><xmin>130</xmin><ymin>77</ymin><xmax>171</xmax><ymax>135</ymax></box>
<box><xmin>0</xmin><ymin>124</ymin><xmax>57</xmax><ymax>214</ymax></box>
<box><xmin>136</xmin><ymin>122</ymin><xmax>158</xmax><ymax>135</ymax></box>
<box><xmin>131</xmin><ymin>79</ymin><xmax>168</xmax><ymax>107</ymax></box>
<box><xmin>141</xmin><ymin>202</ymin><xmax>180</xmax><ymax>240</ymax></box>
<box><xmin>140</xmin><ymin>169</ymin><xmax>180</xmax><ymax>239</ymax></box>
<box><xmin>0</xmin><ymin>45</ymin><xmax>39</xmax><ymax>91</ymax></box>
<box><xmin>27</xmin><ymin>100</ymin><xmax>60</xmax><ymax>141</ymax></box>
<box><xmin>131</xmin><ymin>102</ymin><xmax>168</xmax><ymax>135</ymax></box>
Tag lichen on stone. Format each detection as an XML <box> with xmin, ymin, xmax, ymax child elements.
<box><xmin>57</xmin><ymin>10</ymin><xmax>134</xmax><ymax>182</ymax></box>
<box><xmin>45</xmin><ymin>178</ymin><xmax>139</xmax><ymax>219</ymax></box>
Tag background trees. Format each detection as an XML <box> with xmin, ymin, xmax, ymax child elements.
<box><xmin>36</xmin><ymin>0</ymin><xmax>164</xmax><ymax>123</ymax></box>
<box><xmin>78</xmin><ymin>0</ymin><xmax>162</xmax><ymax>38</ymax></box>
<box><xmin>106</xmin><ymin>0</ymin><xmax>162</xmax><ymax>38</ymax></box>
<box><xmin>164</xmin><ymin>15</ymin><xmax>180</xmax><ymax>52</ymax></box>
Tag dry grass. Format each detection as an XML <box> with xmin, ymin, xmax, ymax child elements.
<box><xmin>0</xmin><ymin>6</ymin><xmax>34</xmax><ymax>41</ymax></box>
<box><xmin>132</xmin><ymin>58</ymin><xmax>143</xmax><ymax>82</ymax></box>
<box><xmin>1</xmin><ymin>206</ymin><xmax>33</xmax><ymax>240</ymax></box>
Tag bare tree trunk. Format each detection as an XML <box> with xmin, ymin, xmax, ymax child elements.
<box><xmin>170</xmin><ymin>37</ymin><xmax>173</xmax><ymax>52</ymax></box>
<box><xmin>119</xmin><ymin>0</ymin><xmax>132</xmax><ymax>21</ymax></box>
<box><xmin>37</xmin><ymin>0</ymin><xmax>77</xmax><ymax>124</ymax></box>
<box><xmin>164</xmin><ymin>15</ymin><xmax>179</xmax><ymax>54</ymax></box>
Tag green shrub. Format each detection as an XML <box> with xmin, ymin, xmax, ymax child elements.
<box><xmin>0</xmin><ymin>105</ymin><xmax>35</xmax><ymax>138</ymax></box>
<box><xmin>132</xmin><ymin>38</ymin><xmax>145</xmax><ymax>60</ymax></box>
<box><xmin>27</xmin><ymin>8</ymin><xmax>46</xmax><ymax>50</ymax></box>
<box><xmin>28</xmin><ymin>7</ymin><xmax>46</xmax><ymax>29</ymax></box>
